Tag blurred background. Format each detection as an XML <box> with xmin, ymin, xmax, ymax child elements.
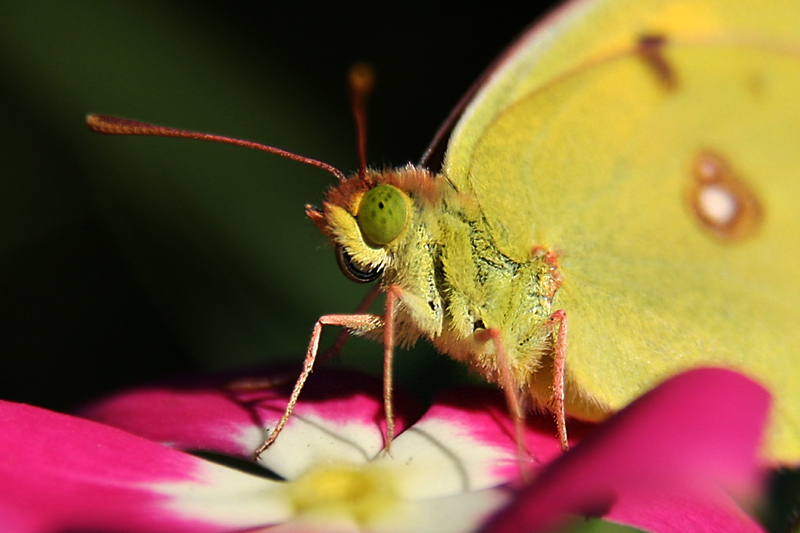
<box><xmin>0</xmin><ymin>1</ymin><xmax>554</xmax><ymax>412</ymax></box>
<box><xmin>0</xmin><ymin>2</ymin><xmax>797</xmax><ymax>531</ymax></box>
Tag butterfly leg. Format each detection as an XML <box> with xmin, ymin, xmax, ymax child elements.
<box><xmin>232</xmin><ymin>286</ymin><xmax>382</xmax><ymax>394</ymax></box>
<box><xmin>477</xmin><ymin>327</ymin><xmax>531</xmax><ymax>476</ymax></box>
<box><xmin>381</xmin><ymin>285</ymin><xmax>403</xmax><ymax>452</ymax></box>
<box><xmin>321</xmin><ymin>284</ymin><xmax>382</xmax><ymax>361</ymax></box>
<box><xmin>253</xmin><ymin>313</ymin><xmax>382</xmax><ymax>460</ymax></box>
<box><xmin>548</xmin><ymin>309</ymin><xmax>569</xmax><ymax>451</ymax></box>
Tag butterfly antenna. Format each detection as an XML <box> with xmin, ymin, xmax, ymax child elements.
<box><xmin>85</xmin><ymin>114</ymin><xmax>347</xmax><ymax>182</ymax></box>
<box><xmin>348</xmin><ymin>63</ymin><xmax>375</xmax><ymax>180</ymax></box>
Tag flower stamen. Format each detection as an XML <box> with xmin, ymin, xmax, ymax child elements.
<box><xmin>289</xmin><ymin>463</ymin><xmax>397</xmax><ymax>523</ymax></box>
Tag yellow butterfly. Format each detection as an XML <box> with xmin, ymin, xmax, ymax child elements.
<box><xmin>89</xmin><ymin>0</ymin><xmax>800</xmax><ymax>464</ymax></box>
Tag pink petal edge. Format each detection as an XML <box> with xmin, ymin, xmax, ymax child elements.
<box><xmin>483</xmin><ymin>368</ymin><xmax>770</xmax><ymax>533</ymax></box>
<box><xmin>0</xmin><ymin>400</ymin><xmax>254</xmax><ymax>533</ymax></box>
<box><xmin>81</xmin><ymin>367</ymin><xmax>420</xmax><ymax>458</ymax></box>
<box><xmin>416</xmin><ymin>387</ymin><xmax>593</xmax><ymax>487</ymax></box>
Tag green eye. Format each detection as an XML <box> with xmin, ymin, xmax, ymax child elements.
<box><xmin>356</xmin><ymin>184</ymin><xmax>407</xmax><ymax>245</ymax></box>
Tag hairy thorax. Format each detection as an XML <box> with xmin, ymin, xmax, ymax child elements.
<box><xmin>314</xmin><ymin>165</ymin><xmax>563</xmax><ymax>407</ymax></box>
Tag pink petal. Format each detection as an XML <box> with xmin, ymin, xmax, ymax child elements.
<box><xmin>483</xmin><ymin>368</ymin><xmax>770</xmax><ymax>533</ymax></box>
<box><xmin>80</xmin><ymin>381</ymin><xmax>264</xmax><ymax>459</ymax></box>
<box><xmin>385</xmin><ymin>387</ymin><xmax>595</xmax><ymax>500</ymax></box>
<box><xmin>82</xmin><ymin>367</ymin><xmax>421</xmax><ymax>460</ymax></box>
<box><xmin>0</xmin><ymin>401</ymin><xmax>284</xmax><ymax>533</ymax></box>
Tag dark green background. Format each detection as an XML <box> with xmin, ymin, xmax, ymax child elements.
<box><xmin>0</xmin><ymin>1</ymin><xmax>552</xmax><ymax>412</ymax></box>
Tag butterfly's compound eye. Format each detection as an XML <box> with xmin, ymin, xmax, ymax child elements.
<box><xmin>356</xmin><ymin>184</ymin><xmax>407</xmax><ymax>246</ymax></box>
<box><xmin>335</xmin><ymin>245</ymin><xmax>383</xmax><ymax>283</ymax></box>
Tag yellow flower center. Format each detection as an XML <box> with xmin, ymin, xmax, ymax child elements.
<box><xmin>288</xmin><ymin>463</ymin><xmax>397</xmax><ymax>524</ymax></box>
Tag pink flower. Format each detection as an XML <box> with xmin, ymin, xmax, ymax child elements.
<box><xmin>0</xmin><ymin>367</ymin><xmax>768</xmax><ymax>533</ymax></box>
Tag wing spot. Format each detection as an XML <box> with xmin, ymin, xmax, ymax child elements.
<box><xmin>687</xmin><ymin>150</ymin><xmax>762</xmax><ymax>241</ymax></box>
<box><xmin>636</xmin><ymin>34</ymin><xmax>677</xmax><ymax>91</ymax></box>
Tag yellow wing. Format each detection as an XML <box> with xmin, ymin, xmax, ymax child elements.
<box><xmin>443</xmin><ymin>0</ymin><xmax>800</xmax><ymax>463</ymax></box>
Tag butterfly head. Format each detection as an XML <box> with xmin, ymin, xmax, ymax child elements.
<box><xmin>306</xmin><ymin>166</ymin><xmax>440</xmax><ymax>284</ymax></box>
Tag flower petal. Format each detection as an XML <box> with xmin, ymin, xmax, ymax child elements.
<box><xmin>378</xmin><ymin>387</ymin><xmax>594</xmax><ymax>500</ymax></box>
<box><xmin>0</xmin><ymin>401</ymin><xmax>288</xmax><ymax>533</ymax></box>
<box><xmin>483</xmin><ymin>368</ymin><xmax>769</xmax><ymax>533</ymax></box>
<box><xmin>82</xmin><ymin>368</ymin><xmax>420</xmax><ymax>478</ymax></box>
<box><xmin>382</xmin><ymin>489</ymin><xmax>511</xmax><ymax>533</ymax></box>
<box><xmin>376</xmin><ymin>389</ymin><xmax>518</xmax><ymax>500</ymax></box>
<box><xmin>256</xmin><ymin>392</ymin><xmax>386</xmax><ymax>480</ymax></box>
<box><xmin>81</xmin><ymin>384</ymin><xmax>263</xmax><ymax>458</ymax></box>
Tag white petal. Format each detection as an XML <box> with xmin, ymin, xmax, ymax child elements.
<box><xmin>368</xmin><ymin>488</ymin><xmax>511</xmax><ymax>533</ymax></box>
<box><xmin>259</xmin><ymin>411</ymin><xmax>385</xmax><ymax>479</ymax></box>
<box><xmin>151</xmin><ymin>460</ymin><xmax>292</xmax><ymax>528</ymax></box>
<box><xmin>378</xmin><ymin>418</ymin><xmax>518</xmax><ymax>500</ymax></box>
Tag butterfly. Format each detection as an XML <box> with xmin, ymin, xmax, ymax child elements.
<box><xmin>88</xmin><ymin>0</ymin><xmax>800</xmax><ymax>465</ymax></box>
